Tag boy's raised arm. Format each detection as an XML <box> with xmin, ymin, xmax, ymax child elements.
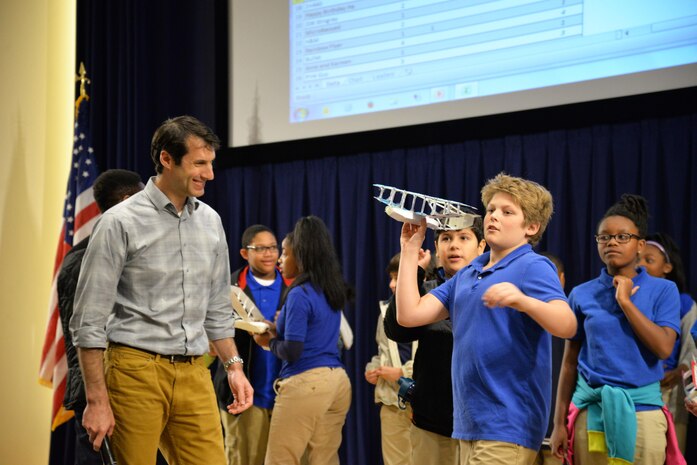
<box><xmin>396</xmin><ymin>220</ymin><xmax>448</xmax><ymax>327</ymax></box>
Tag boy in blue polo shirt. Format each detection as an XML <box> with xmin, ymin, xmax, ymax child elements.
<box><xmin>396</xmin><ymin>173</ymin><xmax>577</xmax><ymax>465</ymax></box>
<box><xmin>214</xmin><ymin>224</ymin><xmax>292</xmax><ymax>465</ymax></box>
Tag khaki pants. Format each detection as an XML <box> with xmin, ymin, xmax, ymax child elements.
<box><xmin>220</xmin><ymin>404</ymin><xmax>272</xmax><ymax>465</ymax></box>
<box><xmin>411</xmin><ymin>425</ymin><xmax>460</xmax><ymax>465</ymax></box>
<box><xmin>533</xmin><ymin>447</ymin><xmax>562</xmax><ymax>465</ymax></box>
<box><xmin>460</xmin><ymin>439</ymin><xmax>538</xmax><ymax>465</ymax></box>
<box><xmin>265</xmin><ymin>367</ymin><xmax>351</xmax><ymax>465</ymax></box>
<box><xmin>662</xmin><ymin>383</ymin><xmax>688</xmax><ymax>454</ymax></box>
<box><xmin>573</xmin><ymin>408</ymin><xmax>667</xmax><ymax>465</ymax></box>
<box><xmin>105</xmin><ymin>344</ymin><xmax>225</xmax><ymax>465</ymax></box>
<box><xmin>379</xmin><ymin>403</ymin><xmax>413</xmax><ymax>465</ymax></box>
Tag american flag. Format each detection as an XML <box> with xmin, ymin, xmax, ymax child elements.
<box><xmin>39</xmin><ymin>95</ymin><xmax>101</xmax><ymax>430</ymax></box>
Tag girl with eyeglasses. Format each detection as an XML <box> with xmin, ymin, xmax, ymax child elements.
<box><xmin>550</xmin><ymin>194</ymin><xmax>684</xmax><ymax>465</ymax></box>
<box><xmin>638</xmin><ymin>232</ymin><xmax>697</xmax><ymax>454</ymax></box>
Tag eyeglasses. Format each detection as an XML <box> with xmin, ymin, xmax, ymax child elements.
<box><xmin>594</xmin><ymin>233</ymin><xmax>642</xmax><ymax>244</ymax></box>
<box><xmin>246</xmin><ymin>245</ymin><xmax>279</xmax><ymax>254</ymax></box>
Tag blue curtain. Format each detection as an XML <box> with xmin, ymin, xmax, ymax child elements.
<box><xmin>76</xmin><ymin>0</ymin><xmax>228</xmax><ymax>178</ymax></box>
<box><xmin>204</xmin><ymin>114</ymin><xmax>697</xmax><ymax>465</ymax></box>
<box><xmin>72</xmin><ymin>1</ymin><xmax>697</xmax><ymax>464</ymax></box>
<box><xmin>208</xmin><ymin>114</ymin><xmax>697</xmax><ymax>299</ymax></box>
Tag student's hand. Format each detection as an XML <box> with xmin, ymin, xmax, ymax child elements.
<box><xmin>226</xmin><ymin>367</ymin><xmax>254</xmax><ymax>415</ymax></box>
<box><xmin>481</xmin><ymin>282</ymin><xmax>524</xmax><ymax>309</ymax></box>
<box><xmin>376</xmin><ymin>366</ymin><xmax>403</xmax><ymax>383</ymax></box>
<box><xmin>365</xmin><ymin>369</ymin><xmax>379</xmax><ymax>385</ymax></box>
<box><xmin>686</xmin><ymin>398</ymin><xmax>697</xmax><ymax>417</ymax></box>
<box><xmin>549</xmin><ymin>425</ymin><xmax>569</xmax><ymax>459</ymax></box>
<box><xmin>263</xmin><ymin>320</ymin><xmax>277</xmax><ymax>338</ymax></box>
<box><xmin>613</xmin><ymin>275</ymin><xmax>638</xmax><ymax>306</ymax></box>
<box><xmin>400</xmin><ymin>219</ymin><xmax>427</xmax><ymax>253</ymax></box>
<box><xmin>253</xmin><ymin>331</ymin><xmax>272</xmax><ymax>349</ymax></box>
<box><xmin>661</xmin><ymin>365</ymin><xmax>687</xmax><ymax>389</ymax></box>
<box><xmin>417</xmin><ymin>248</ymin><xmax>432</xmax><ymax>270</ymax></box>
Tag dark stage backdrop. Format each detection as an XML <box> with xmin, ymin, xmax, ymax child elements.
<box><xmin>75</xmin><ymin>0</ymin><xmax>229</xmax><ymax>178</ymax></box>
<box><xmin>67</xmin><ymin>1</ymin><xmax>697</xmax><ymax>464</ymax></box>
<box><xmin>206</xmin><ymin>116</ymin><xmax>697</xmax><ymax>465</ymax></box>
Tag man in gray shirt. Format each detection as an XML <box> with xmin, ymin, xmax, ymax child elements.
<box><xmin>71</xmin><ymin>115</ymin><xmax>253</xmax><ymax>465</ymax></box>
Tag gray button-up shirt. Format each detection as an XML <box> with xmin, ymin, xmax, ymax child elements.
<box><xmin>71</xmin><ymin>177</ymin><xmax>235</xmax><ymax>355</ymax></box>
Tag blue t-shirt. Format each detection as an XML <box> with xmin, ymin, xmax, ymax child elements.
<box><xmin>663</xmin><ymin>292</ymin><xmax>695</xmax><ymax>371</ymax></box>
<box><xmin>570</xmin><ymin>267</ymin><xmax>681</xmax><ymax>389</ymax></box>
<box><xmin>430</xmin><ymin>244</ymin><xmax>567</xmax><ymax>450</ymax></box>
<box><xmin>246</xmin><ymin>269</ymin><xmax>283</xmax><ymax>409</ymax></box>
<box><xmin>276</xmin><ymin>284</ymin><xmax>343</xmax><ymax>379</ymax></box>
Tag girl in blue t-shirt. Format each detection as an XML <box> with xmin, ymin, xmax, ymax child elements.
<box><xmin>550</xmin><ymin>194</ymin><xmax>681</xmax><ymax>465</ymax></box>
<box><xmin>253</xmin><ymin>216</ymin><xmax>351</xmax><ymax>465</ymax></box>
<box><xmin>638</xmin><ymin>232</ymin><xmax>697</xmax><ymax>453</ymax></box>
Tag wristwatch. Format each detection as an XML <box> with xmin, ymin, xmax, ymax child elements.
<box><xmin>223</xmin><ymin>355</ymin><xmax>244</xmax><ymax>371</ymax></box>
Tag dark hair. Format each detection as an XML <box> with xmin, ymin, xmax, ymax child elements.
<box><xmin>423</xmin><ymin>252</ymin><xmax>439</xmax><ymax>282</ymax></box>
<box><xmin>386</xmin><ymin>252</ymin><xmax>400</xmax><ymax>275</ymax></box>
<box><xmin>434</xmin><ymin>216</ymin><xmax>484</xmax><ymax>242</ymax></box>
<box><xmin>538</xmin><ymin>251</ymin><xmax>564</xmax><ymax>273</ymax></box>
<box><xmin>93</xmin><ymin>169</ymin><xmax>142</xmax><ymax>212</ymax></box>
<box><xmin>241</xmin><ymin>224</ymin><xmax>275</xmax><ymax>248</ymax></box>
<box><xmin>600</xmin><ymin>194</ymin><xmax>649</xmax><ymax>237</ymax></box>
<box><xmin>290</xmin><ymin>216</ymin><xmax>347</xmax><ymax>310</ymax></box>
<box><xmin>646</xmin><ymin>232</ymin><xmax>687</xmax><ymax>292</ymax></box>
<box><xmin>284</xmin><ymin>231</ymin><xmax>294</xmax><ymax>245</ymax></box>
<box><xmin>150</xmin><ymin>115</ymin><xmax>220</xmax><ymax>174</ymax></box>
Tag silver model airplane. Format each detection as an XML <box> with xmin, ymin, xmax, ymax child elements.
<box><xmin>230</xmin><ymin>285</ymin><xmax>270</xmax><ymax>334</ymax></box>
<box><xmin>373</xmin><ymin>184</ymin><xmax>479</xmax><ymax>230</ymax></box>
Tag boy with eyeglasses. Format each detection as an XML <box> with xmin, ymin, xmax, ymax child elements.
<box><xmin>214</xmin><ymin>224</ymin><xmax>292</xmax><ymax>465</ymax></box>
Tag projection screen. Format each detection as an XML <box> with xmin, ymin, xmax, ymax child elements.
<box><xmin>230</xmin><ymin>0</ymin><xmax>697</xmax><ymax>147</ymax></box>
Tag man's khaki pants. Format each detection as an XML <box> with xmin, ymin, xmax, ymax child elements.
<box><xmin>105</xmin><ymin>344</ymin><xmax>226</xmax><ymax>465</ymax></box>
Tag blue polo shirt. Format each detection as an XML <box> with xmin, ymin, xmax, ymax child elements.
<box><xmin>569</xmin><ymin>267</ymin><xmax>680</xmax><ymax>389</ymax></box>
<box><xmin>663</xmin><ymin>292</ymin><xmax>695</xmax><ymax>371</ymax></box>
<box><xmin>430</xmin><ymin>244</ymin><xmax>567</xmax><ymax>450</ymax></box>
<box><xmin>246</xmin><ymin>270</ymin><xmax>283</xmax><ymax>409</ymax></box>
<box><xmin>276</xmin><ymin>284</ymin><xmax>343</xmax><ymax>379</ymax></box>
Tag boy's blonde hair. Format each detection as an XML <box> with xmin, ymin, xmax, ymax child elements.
<box><xmin>480</xmin><ymin>173</ymin><xmax>553</xmax><ymax>246</ymax></box>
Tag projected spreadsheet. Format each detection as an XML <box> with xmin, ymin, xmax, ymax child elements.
<box><xmin>289</xmin><ymin>0</ymin><xmax>697</xmax><ymax>122</ymax></box>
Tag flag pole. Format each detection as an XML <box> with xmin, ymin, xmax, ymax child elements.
<box><xmin>75</xmin><ymin>61</ymin><xmax>92</xmax><ymax>115</ymax></box>
<box><xmin>75</xmin><ymin>61</ymin><xmax>90</xmax><ymax>117</ymax></box>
